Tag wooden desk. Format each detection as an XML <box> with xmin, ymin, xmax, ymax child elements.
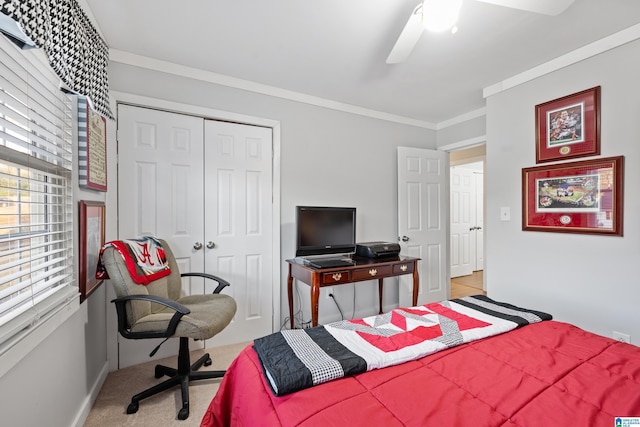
<box><xmin>286</xmin><ymin>256</ymin><xmax>420</xmax><ymax>328</ymax></box>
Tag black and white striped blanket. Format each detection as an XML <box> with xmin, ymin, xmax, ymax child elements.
<box><xmin>253</xmin><ymin>295</ymin><xmax>552</xmax><ymax>396</ymax></box>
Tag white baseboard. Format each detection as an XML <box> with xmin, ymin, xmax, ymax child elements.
<box><xmin>71</xmin><ymin>361</ymin><xmax>109</xmax><ymax>427</ymax></box>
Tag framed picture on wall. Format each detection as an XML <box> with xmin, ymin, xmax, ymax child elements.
<box><xmin>79</xmin><ymin>200</ymin><xmax>106</xmax><ymax>302</ymax></box>
<box><xmin>78</xmin><ymin>96</ymin><xmax>108</xmax><ymax>191</ymax></box>
<box><xmin>522</xmin><ymin>156</ymin><xmax>623</xmax><ymax>235</ymax></box>
<box><xmin>535</xmin><ymin>86</ymin><xmax>600</xmax><ymax>163</ymax></box>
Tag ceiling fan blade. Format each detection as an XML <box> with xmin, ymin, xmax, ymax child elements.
<box><xmin>474</xmin><ymin>0</ymin><xmax>575</xmax><ymax>16</ymax></box>
<box><xmin>386</xmin><ymin>4</ymin><xmax>424</xmax><ymax>64</ymax></box>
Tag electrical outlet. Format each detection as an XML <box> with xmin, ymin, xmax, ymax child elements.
<box><xmin>325</xmin><ymin>287</ymin><xmax>334</xmax><ymax>299</ymax></box>
<box><xmin>613</xmin><ymin>331</ymin><xmax>631</xmax><ymax>343</ymax></box>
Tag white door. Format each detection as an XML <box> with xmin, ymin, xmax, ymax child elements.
<box><xmin>397</xmin><ymin>147</ymin><xmax>449</xmax><ymax>306</ymax></box>
<box><xmin>117</xmin><ymin>105</ymin><xmax>206</xmax><ymax>366</ymax></box>
<box><xmin>117</xmin><ymin>105</ymin><xmax>205</xmax><ymax>269</ymax></box>
<box><xmin>203</xmin><ymin>120</ymin><xmax>273</xmax><ymax>345</ymax></box>
<box><xmin>450</xmin><ymin>167</ymin><xmax>474</xmax><ymax>278</ymax></box>
<box><xmin>475</xmin><ymin>171</ymin><xmax>484</xmax><ymax>271</ymax></box>
<box><xmin>116</xmin><ymin>105</ymin><xmax>273</xmax><ymax>367</ymax></box>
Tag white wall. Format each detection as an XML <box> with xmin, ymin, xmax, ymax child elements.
<box><xmin>0</xmin><ymin>292</ymin><xmax>108</xmax><ymax>427</ymax></box>
<box><xmin>485</xmin><ymin>38</ymin><xmax>640</xmax><ymax>344</ymax></box>
<box><xmin>437</xmin><ymin>113</ymin><xmax>486</xmax><ymax>148</ymax></box>
<box><xmin>107</xmin><ymin>62</ymin><xmax>438</xmax><ymax>326</ymax></box>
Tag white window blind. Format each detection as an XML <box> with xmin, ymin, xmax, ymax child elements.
<box><xmin>0</xmin><ymin>30</ymin><xmax>76</xmax><ymax>350</ymax></box>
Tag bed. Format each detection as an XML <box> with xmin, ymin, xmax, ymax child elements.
<box><xmin>202</xmin><ymin>296</ymin><xmax>640</xmax><ymax>426</ymax></box>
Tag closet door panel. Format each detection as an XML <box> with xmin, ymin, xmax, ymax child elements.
<box><xmin>204</xmin><ymin>120</ymin><xmax>274</xmax><ymax>344</ymax></box>
<box><xmin>116</xmin><ymin>104</ymin><xmax>205</xmax><ymax>367</ymax></box>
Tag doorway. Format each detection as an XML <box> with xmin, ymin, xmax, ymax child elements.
<box><xmin>449</xmin><ymin>146</ymin><xmax>485</xmax><ymax>290</ymax></box>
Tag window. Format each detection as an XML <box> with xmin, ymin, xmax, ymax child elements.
<box><xmin>0</xmin><ymin>29</ymin><xmax>76</xmax><ymax>351</ymax></box>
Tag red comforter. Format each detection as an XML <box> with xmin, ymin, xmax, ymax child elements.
<box><xmin>202</xmin><ymin>321</ymin><xmax>640</xmax><ymax>426</ymax></box>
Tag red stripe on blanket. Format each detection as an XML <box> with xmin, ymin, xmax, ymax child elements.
<box><xmin>356</xmin><ymin>324</ymin><xmax>444</xmax><ymax>352</ymax></box>
<box><xmin>351</xmin><ymin>303</ymin><xmax>492</xmax><ymax>353</ymax></box>
<box><xmin>424</xmin><ymin>302</ymin><xmax>492</xmax><ymax>331</ymax></box>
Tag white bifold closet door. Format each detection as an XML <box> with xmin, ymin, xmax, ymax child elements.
<box><xmin>116</xmin><ymin>104</ymin><xmax>273</xmax><ymax>368</ymax></box>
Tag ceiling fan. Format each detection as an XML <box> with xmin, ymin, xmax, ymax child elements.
<box><xmin>386</xmin><ymin>0</ymin><xmax>576</xmax><ymax>64</ymax></box>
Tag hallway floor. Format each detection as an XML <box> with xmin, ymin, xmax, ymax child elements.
<box><xmin>451</xmin><ymin>270</ymin><xmax>485</xmax><ymax>299</ymax></box>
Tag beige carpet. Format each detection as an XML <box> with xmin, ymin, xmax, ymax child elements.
<box><xmin>83</xmin><ymin>341</ymin><xmax>250</xmax><ymax>427</ymax></box>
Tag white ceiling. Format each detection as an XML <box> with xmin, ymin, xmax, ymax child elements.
<box><xmin>84</xmin><ymin>0</ymin><xmax>640</xmax><ymax>126</ymax></box>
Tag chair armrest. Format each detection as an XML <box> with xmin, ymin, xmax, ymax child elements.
<box><xmin>180</xmin><ymin>272</ymin><xmax>231</xmax><ymax>294</ymax></box>
<box><xmin>111</xmin><ymin>294</ymin><xmax>191</xmax><ymax>339</ymax></box>
<box><xmin>112</xmin><ymin>294</ymin><xmax>191</xmax><ymax>313</ymax></box>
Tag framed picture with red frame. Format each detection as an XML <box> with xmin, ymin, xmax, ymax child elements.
<box><xmin>535</xmin><ymin>86</ymin><xmax>600</xmax><ymax>163</ymax></box>
<box><xmin>79</xmin><ymin>200</ymin><xmax>106</xmax><ymax>302</ymax></box>
<box><xmin>522</xmin><ymin>156</ymin><xmax>623</xmax><ymax>235</ymax></box>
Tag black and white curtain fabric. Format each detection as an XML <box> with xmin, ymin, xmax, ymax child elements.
<box><xmin>0</xmin><ymin>0</ymin><xmax>114</xmax><ymax>119</ymax></box>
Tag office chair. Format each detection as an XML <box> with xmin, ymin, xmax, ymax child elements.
<box><xmin>100</xmin><ymin>238</ymin><xmax>237</xmax><ymax>420</ymax></box>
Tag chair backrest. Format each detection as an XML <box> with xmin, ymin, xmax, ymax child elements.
<box><xmin>101</xmin><ymin>238</ymin><xmax>183</xmax><ymax>328</ymax></box>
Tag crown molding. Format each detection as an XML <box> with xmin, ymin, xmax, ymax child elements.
<box><xmin>109</xmin><ymin>49</ymin><xmax>437</xmax><ymax>130</ymax></box>
<box><xmin>438</xmin><ymin>136</ymin><xmax>486</xmax><ymax>152</ymax></box>
<box><xmin>484</xmin><ymin>23</ymin><xmax>640</xmax><ymax>99</ymax></box>
<box><xmin>436</xmin><ymin>107</ymin><xmax>486</xmax><ymax>130</ymax></box>
<box><xmin>109</xmin><ymin>23</ymin><xmax>640</xmax><ymax>132</ymax></box>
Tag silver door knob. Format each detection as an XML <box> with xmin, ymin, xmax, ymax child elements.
<box><xmin>400</xmin><ymin>236</ymin><xmax>410</xmax><ymax>242</ymax></box>
<box><xmin>206</xmin><ymin>241</ymin><xmax>216</xmax><ymax>249</ymax></box>
<box><xmin>193</xmin><ymin>242</ymin><xmax>203</xmax><ymax>250</ymax></box>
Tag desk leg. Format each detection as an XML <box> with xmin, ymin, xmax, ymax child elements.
<box><xmin>412</xmin><ymin>262</ymin><xmax>419</xmax><ymax>306</ymax></box>
<box><xmin>378</xmin><ymin>278</ymin><xmax>384</xmax><ymax>314</ymax></box>
<box><xmin>287</xmin><ymin>266</ymin><xmax>294</xmax><ymax>329</ymax></box>
<box><xmin>311</xmin><ymin>276</ymin><xmax>320</xmax><ymax>327</ymax></box>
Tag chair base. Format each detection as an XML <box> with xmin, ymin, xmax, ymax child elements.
<box><xmin>126</xmin><ymin>337</ymin><xmax>225</xmax><ymax>420</ymax></box>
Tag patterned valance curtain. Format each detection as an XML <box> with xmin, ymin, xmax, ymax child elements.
<box><xmin>0</xmin><ymin>0</ymin><xmax>114</xmax><ymax>119</ymax></box>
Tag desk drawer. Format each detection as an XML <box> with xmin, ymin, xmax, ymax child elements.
<box><xmin>321</xmin><ymin>270</ymin><xmax>351</xmax><ymax>285</ymax></box>
<box><xmin>393</xmin><ymin>262</ymin><xmax>414</xmax><ymax>275</ymax></box>
<box><xmin>352</xmin><ymin>265</ymin><xmax>392</xmax><ymax>280</ymax></box>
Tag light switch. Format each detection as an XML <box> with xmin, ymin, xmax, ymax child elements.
<box><xmin>500</xmin><ymin>207</ymin><xmax>510</xmax><ymax>221</ymax></box>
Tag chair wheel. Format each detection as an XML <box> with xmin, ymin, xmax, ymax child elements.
<box><xmin>127</xmin><ymin>402</ymin><xmax>139</xmax><ymax>414</ymax></box>
<box><xmin>154</xmin><ymin>366</ymin><xmax>164</xmax><ymax>378</ymax></box>
<box><xmin>204</xmin><ymin>356</ymin><xmax>212</xmax><ymax>366</ymax></box>
<box><xmin>178</xmin><ymin>407</ymin><xmax>189</xmax><ymax>420</ymax></box>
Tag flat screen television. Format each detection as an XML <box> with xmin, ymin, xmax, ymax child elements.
<box><xmin>295</xmin><ymin>206</ymin><xmax>356</xmax><ymax>257</ymax></box>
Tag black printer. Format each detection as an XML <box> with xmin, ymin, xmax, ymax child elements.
<box><xmin>355</xmin><ymin>241</ymin><xmax>401</xmax><ymax>258</ymax></box>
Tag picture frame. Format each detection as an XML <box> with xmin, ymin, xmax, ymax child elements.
<box><xmin>79</xmin><ymin>200</ymin><xmax>106</xmax><ymax>302</ymax></box>
<box><xmin>535</xmin><ymin>86</ymin><xmax>600</xmax><ymax>163</ymax></box>
<box><xmin>522</xmin><ymin>156</ymin><xmax>623</xmax><ymax>235</ymax></box>
<box><xmin>78</xmin><ymin>96</ymin><xmax>108</xmax><ymax>191</ymax></box>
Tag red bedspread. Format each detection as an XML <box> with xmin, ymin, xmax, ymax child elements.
<box><xmin>202</xmin><ymin>321</ymin><xmax>640</xmax><ymax>426</ymax></box>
